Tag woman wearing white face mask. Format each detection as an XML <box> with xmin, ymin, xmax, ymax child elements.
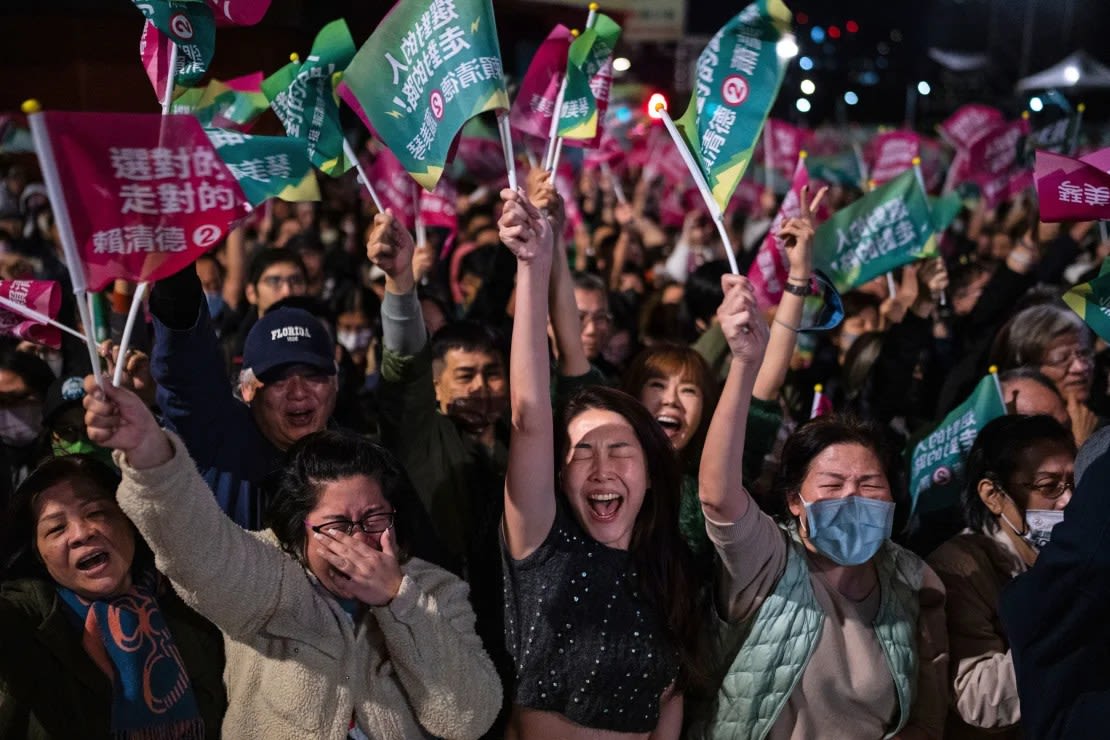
<box><xmin>928</xmin><ymin>414</ymin><xmax>1075</xmax><ymax>739</ymax></box>
<box><xmin>690</xmin><ymin>273</ymin><xmax>948</xmax><ymax>739</ymax></box>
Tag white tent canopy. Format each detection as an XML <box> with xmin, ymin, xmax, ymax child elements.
<box><xmin>1017</xmin><ymin>51</ymin><xmax>1110</xmax><ymax>92</ymax></box>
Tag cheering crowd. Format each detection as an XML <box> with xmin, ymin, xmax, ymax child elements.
<box><xmin>4</xmin><ymin>17</ymin><xmax>1110</xmax><ymax>740</ymax></box>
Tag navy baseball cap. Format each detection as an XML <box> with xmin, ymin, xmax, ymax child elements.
<box><xmin>243</xmin><ymin>307</ymin><xmax>336</xmax><ymax>382</ymax></box>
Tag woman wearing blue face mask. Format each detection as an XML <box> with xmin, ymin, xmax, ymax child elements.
<box><xmin>689</xmin><ymin>272</ymin><xmax>949</xmax><ymax>740</ymax></box>
<box><xmin>927</xmin><ymin>414</ymin><xmax>1074</xmax><ymax>739</ymax></box>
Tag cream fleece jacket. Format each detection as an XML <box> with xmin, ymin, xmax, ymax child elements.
<box><xmin>115</xmin><ymin>431</ymin><xmax>502</xmax><ymax>740</ymax></box>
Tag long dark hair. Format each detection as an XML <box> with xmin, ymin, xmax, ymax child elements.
<box><xmin>962</xmin><ymin>414</ymin><xmax>1074</xmax><ymax>534</ymax></box>
<box><xmin>556</xmin><ymin>386</ymin><xmax>712</xmax><ymax>693</ymax></box>
<box><xmin>264</xmin><ymin>430</ymin><xmax>421</xmax><ymax>563</ymax></box>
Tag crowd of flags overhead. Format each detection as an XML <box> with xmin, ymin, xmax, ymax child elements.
<box><xmin>6</xmin><ymin>0</ymin><xmax>1110</xmax><ymax>512</ymax></box>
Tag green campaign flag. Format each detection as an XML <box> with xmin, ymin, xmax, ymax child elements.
<box><xmin>338</xmin><ymin>0</ymin><xmax>510</xmax><ymax>191</ymax></box>
<box><xmin>675</xmin><ymin>0</ymin><xmax>792</xmax><ymax>212</ymax></box>
<box><xmin>908</xmin><ymin>373</ymin><xmax>1006</xmax><ymax>514</ymax></box>
<box><xmin>205</xmin><ymin>128</ymin><xmax>321</xmax><ymax>206</ymax></box>
<box><xmin>262</xmin><ymin>19</ymin><xmax>356</xmax><ymax>176</ymax></box>
<box><xmin>928</xmin><ymin>191</ymin><xmax>964</xmax><ymax>233</ymax></box>
<box><xmin>557</xmin><ymin>13</ymin><xmax>621</xmax><ymax>140</ymax></box>
<box><xmin>134</xmin><ymin>0</ymin><xmax>216</xmax><ymax>90</ymax></box>
<box><xmin>172</xmin><ymin>74</ymin><xmax>268</xmax><ymax>131</ymax></box>
<box><xmin>808</xmin><ymin>152</ymin><xmax>861</xmax><ymax>187</ymax></box>
<box><xmin>1063</xmin><ymin>269</ymin><xmax>1110</xmax><ymax>343</ymax></box>
<box><xmin>813</xmin><ymin>169</ymin><xmax>938</xmax><ymax>292</ymax></box>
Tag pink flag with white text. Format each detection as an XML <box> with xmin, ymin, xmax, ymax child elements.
<box><xmin>0</xmin><ymin>280</ymin><xmax>63</xmax><ymax>348</ymax></box>
<box><xmin>867</xmin><ymin>131</ymin><xmax>920</xmax><ymax>185</ymax></box>
<box><xmin>764</xmin><ymin>119</ymin><xmax>813</xmax><ymax>178</ymax></box>
<box><xmin>420</xmin><ymin>177</ymin><xmax>459</xmax><ymax>233</ymax></box>
<box><xmin>509</xmin><ymin>25</ymin><xmax>574</xmax><ymax>140</ymax></box>
<box><xmin>1034</xmin><ymin>150</ymin><xmax>1110</xmax><ymax>222</ymax></box>
<box><xmin>939</xmin><ymin>104</ymin><xmax>1005</xmax><ymax>150</ymax></box>
<box><xmin>367</xmin><ymin>147</ymin><xmax>417</xmax><ymax>231</ymax></box>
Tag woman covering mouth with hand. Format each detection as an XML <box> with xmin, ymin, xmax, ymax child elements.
<box><xmin>498</xmin><ymin>187</ymin><xmax>712</xmax><ymax>739</ymax></box>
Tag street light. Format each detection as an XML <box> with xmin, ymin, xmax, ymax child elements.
<box><xmin>796</xmin><ymin>98</ymin><xmax>812</xmax><ymax>113</ymax></box>
<box><xmin>844</xmin><ymin>91</ymin><xmax>859</xmax><ymax>105</ymax></box>
<box><xmin>1065</xmin><ymin>65</ymin><xmax>1080</xmax><ymax>84</ymax></box>
<box><xmin>1029</xmin><ymin>96</ymin><xmax>1044</xmax><ymax>112</ymax></box>
<box><xmin>777</xmin><ymin>35</ymin><xmax>799</xmax><ymax>59</ymax></box>
<box><xmin>800</xmin><ymin>79</ymin><xmax>816</xmax><ymax>95</ymax></box>
<box><xmin>612</xmin><ymin>57</ymin><xmax>631</xmax><ymax>72</ymax></box>
<box><xmin>917</xmin><ymin>80</ymin><xmax>931</xmax><ymax>96</ymax></box>
<box><xmin>799</xmin><ymin>56</ymin><xmax>814</xmax><ymax>71</ymax></box>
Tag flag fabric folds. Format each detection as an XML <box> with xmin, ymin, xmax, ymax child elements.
<box><xmin>133</xmin><ymin>0</ymin><xmax>217</xmax><ymax>101</ymax></box>
<box><xmin>0</xmin><ymin>280</ymin><xmax>64</xmax><ymax>348</ymax></box>
<box><xmin>508</xmin><ymin>25</ymin><xmax>574</xmax><ymax>140</ymax></box>
<box><xmin>172</xmin><ymin>73</ymin><xmax>269</xmax><ymax>132</ymax></box>
<box><xmin>675</xmin><ymin>0</ymin><xmax>792</xmax><ymax>212</ymax></box>
<box><xmin>339</xmin><ymin>0</ymin><xmax>510</xmax><ymax>191</ymax></box>
<box><xmin>1063</xmin><ymin>268</ymin><xmax>1110</xmax><ymax>343</ymax></box>
<box><xmin>1034</xmin><ymin>149</ymin><xmax>1110</xmax><ymax>222</ymax></box>
<box><xmin>557</xmin><ymin>13</ymin><xmax>621</xmax><ymax>145</ymax></box>
<box><xmin>204</xmin><ymin>128</ymin><xmax>320</xmax><ymax>205</ymax></box>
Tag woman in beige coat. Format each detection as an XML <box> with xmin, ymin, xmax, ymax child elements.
<box><xmin>81</xmin><ymin>376</ymin><xmax>502</xmax><ymax>740</ymax></box>
<box><xmin>928</xmin><ymin>413</ymin><xmax>1075</xmax><ymax>739</ymax></box>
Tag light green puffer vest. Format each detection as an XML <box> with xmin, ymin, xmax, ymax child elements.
<box><xmin>697</xmin><ymin>529</ymin><xmax>924</xmax><ymax>740</ymax></box>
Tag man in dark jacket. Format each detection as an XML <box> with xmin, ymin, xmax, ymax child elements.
<box><xmin>1000</xmin><ymin>425</ymin><xmax>1110</xmax><ymax>739</ymax></box>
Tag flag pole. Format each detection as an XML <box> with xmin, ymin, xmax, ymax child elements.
<box><xmin>1069</xmin><ymin>102</ymin><xmax>1085</xmax><ymax>155</ymax></box>
<box><xmin>343</xmin><ymin>138</ymin><xmax>384</xmax><ymax>213</ymax></box>
<box><xmin>495</xmin><ymin>110</ymin><xmax>518</xmax><ymax>190</ymax></box>
<box><xmin>651</xmin><ymin>97</ymin><xmax>739</xmax><ymax>275</ymax></box>
<box><xmin>0</xmin><ymin>294</ymin><xmax>89</xmax><ymax>342</ymax></box>
<box><xmin>912</xmin><ymin>155</ymin><xmax>947</xmax><ymax>307</ymax></box>
<box><xmin>413</xmin><ymin>183</ymin><xmax>427</xmax><ymax>247</ymax></box>
<box><xmin>601</xmin><ymin>161</ymin><xmax>626</xmax><ymax>204</ymax></box>
<box><xmin>989</xmin><ymin>365</ymin><xmax>1006</xmax><ymax>408</ymax></box>
<box><xmin>547</xmin><ymin>3</ymin><xmax>599</xmax><ymax>173</ymax></box>
<box><xmin>763</xmin><ymin>123</ymin><xmax>776</xmax><ymax>193</ymax></box>
<box><xmin>23</xmin><ymin>100</ymin><xmax>104</xmax><ymax>387</ymax></box>
<box><xmin>114</xmin><ymin>42</ymin><xmax>181</xmax><ymax>387</ymax></box>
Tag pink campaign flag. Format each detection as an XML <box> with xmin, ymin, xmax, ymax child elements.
<box><xmin>509</xmin><ymin>25</ymin><xmax>574</xmax><ymax>140</ymax></box>
<box><xmin>866</xmin><ymin>131</ymin><xmax>920</xmax><ymax>185</ymax></box>
<box><xmin>938</xmin><ymin>104</ymin><xmax>1005</xmax><ymax>150</ymax></box>
<box><xmin>38</xmin><ymin>111</ymin><xmax>249</xmax><ymax>292</ymax></box>
<box><xmin>967</xmin><ymin>117</ymin><xmax>1031</xmax><ymax>207</ymax></box>
<box><xmin>367</xmin><ymin>147</ymin><xmax>417</xmax><ymax>231</ymax></box>
<box><xmin>206</xmin><ymin>0</ymin><xmax>271</xmax><ymax>26</ymax></box>
<box><xmin>420</xmin><ymin>177</ymin><xmax>459</xmax><ymax>232</ymax></box>
<box><xmin>583</xmin><ymin>128</ymin><xmax>625</xmax><ymax>170</ymax></box>
<box><xmin>749</xmin><ymin>155</ymin><xmax>823</xmax><ymax>310</ymax></box>
<box><xmin>552</xmin><ymin>162</ymin><xmax>584</xmax><ymax>242</ymax></box>
<box><xmin>1034</xmin><ymin>150</ymin><xmax>1110</xmax><ymax>222</ymax></box>
<box><xmin>1081</xmin><ymin>146</ymin><xmax>1110</xmax><ymax>173</ymax></box>
<box><xmin>764</xmin><ymin>119</ymin><xmax>813</xmax><ymax>178</ymax></box>
<box><xmin>0</xmin><ymin>280</ymin><xmax>63</xmax><ymax>348</ymax></box>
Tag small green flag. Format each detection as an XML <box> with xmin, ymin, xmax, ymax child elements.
<box><xmin>172</xmin><ymin>73</ymin><xmax>269</xmax><ymax>131</ymax></box>
<box><xmin>557</xmin><ymin>13</ymin><xmax>621</xmax><ymax>141</ymax></box>
<box><xmin>133</xmin><ymin>0</ymin><xmax>216</xmax><ymax>89</ymax></box>
<box><xmin>807</xmin><ymin>152</ymin><xmax>861</xmax><ymax>187</ymax></box>
<box><xmin>813</xmin><ymin>169</ymin><xmax>938</xmax><ymax>292</ymax></box>
<box><xmin>262</xmin><ymin>19</ymin><xmax>356</xmax><ymax>176</ymax></box>
<box><xmin>675</xmin><ymin>0</ymin><xmax>792</xmax><ymax>212</ymax></box>
<box><xmin>1064</xmin><ymin>268</ymin><xmax>1110</xmax><ymax>343</ymax></box>
<box><xmin>338</xmin><ymin>0</ymin><xmax>510</xmax><ymax>191</ymax></box>
<box><xmin>205</xmin><ymin>128</ymin><xmax>321</xmax><ymax>206</ymax></box>
<box><xmin>928</xmin><ymin>191</ymin><xmax>964</xmax><ymax>233</ymax></box>
<box><xmin>908</xmin><ymin>373</ymin><xmax>1007</xmax><ymax>514</ymax></box>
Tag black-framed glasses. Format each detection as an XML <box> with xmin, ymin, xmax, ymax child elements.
<box><xmin>308</xmin><ymin>512</ymin><xmax>395</xmax><ymax>537</ymax></box>
<box><xmin>259</xmin><ymin>274</ymin><xmax>306</xmax><ymax>290</ymax></box>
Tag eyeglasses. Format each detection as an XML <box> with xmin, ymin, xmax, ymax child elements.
<box><xmin>1020</xmin><ymin>477</ymin><xmax>1074</xmax><ymax>500</ymax></box>
<box><xmin>578</xmin><ymin>311</ymin><xmax>613</xmax><ymax>328</ymax></box>
<box><xmin>259</xmin><ymin>274</ymin><xmax>307</xmax><ymax>290</ymax></box>
<box><xmin>1041</xmin><ymin>347</ymin><xmax>1094</xmax><ymax>369</ymax></box>
<box><xmin>308</xmin><ymin>512</ymin><xmax>395</xmax><ymax>537</ymax></box>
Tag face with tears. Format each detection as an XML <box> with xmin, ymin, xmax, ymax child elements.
<box><xmin>562</xmin><ymin>407</ymin><xmax>649</xmax><ymax>550</ymax></box>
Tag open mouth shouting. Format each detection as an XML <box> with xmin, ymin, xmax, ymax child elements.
<box><xmin>75</xmin><ymin>550</ymin><xmax>111</xmax><ymax>576</ymax></box>
<box><xmin>655</xmin><ymin>414</ymin><xmax>684</xmax><ymax>442</ymax></box>
<box><xmin>586</xmin><ymin>491</ymin><xmax>624</xmax><ymax>521</ymax></box>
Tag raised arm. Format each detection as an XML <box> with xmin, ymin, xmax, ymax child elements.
<box><xmin>500</xmin><ymin>189</ymin><xmax>557</xmax><ymax>559</ymax></box>
<box><xmin>752</xmin><ymin>185</ymin><xmax>826</xmax><ymax>401</ymax></box>
<box><xmin>527</xmin><ymin>168</ymin><xmax>590</xmax><ymax>378</ymax></box>
<box><xmin>698</xmin><ymin>275</ymin><xmax>770</xmax><ymax>525</ymax></box>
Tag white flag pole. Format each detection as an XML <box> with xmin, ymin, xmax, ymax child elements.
<box><xmin>547</xmin><ymin>3</ymin><xmax>600</xmax><ymax>172</ymax></box>
<box><xmin>601</xmin><ymin>161</ymin><xmax>626</xmax><ymax>204</ymax></box>
<box><xmin>343</xmin><ymin>138</ymin><xmax>385</xmax><ymax>213</ymax></box>
<box><xmin>651</xmin><ymin>96</ymin><xmax>739</xmax><ymax>275</ymax></box>
<box><xmin>496</xmin><ymin>110</ymin><xmax>518</xmax><ymax>191</ymax></box>
<box><xmin>114</xmin><ymin>42</ymin><xmax>181</xmax><ymax>387</ymax></box>
<box><xmin>23</xmin><ymin>100</ymin><xmax>104</xmax><ymax>386</ymax></box>
<box><xmin>0</xmin><ymin>293</ymin><xmax>89</xmax><ymax>342</ymax></box>
<box><xmin>413</xmin><ymin>183</ymin><xmax>427</xmax><ymax>247</ymax></box>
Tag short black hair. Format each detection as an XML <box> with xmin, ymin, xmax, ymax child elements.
<box><xmin>430</xmin><ymin>320</ymin><xmax>503</xmax><ymax>365</ymax></box>
<box><xmin>683</xmin><ymin>260</ymin><xmax>729</xmax><ymax>325</ymax></box>
<box><xmin>286</xmin><ymin>233</ymin><xmax>326</xmax><ymax>256</ymax></box>
<box><xmin>0</xmin><ymin>346</ymin><xmax>56</xmax><ymax>399</ymax></box>
<box><xmin>248</xmin><ymin>248</ymin><xmax>307</xmax><ymax>287</ymax></box>
<box><xmin>962</xmin><ymin>414</ymin><xmax>1075</xmax><ymax>534</ymax></box>
<box><xmin>458</xmin><ymin>244</ymin><xmax>495</xmax><ymax>279</ymax></box>
<box><xmin>264</xmin><ymin>430</ymin><xmax>422</xmax><ymax>563</ymax></box>
<box><xmin>572</xmin><ymin>271</ymin><xmax>608</xmax><ymax>297</ymax></box>
<box><xmin>3</xmin><ymin>455</ymin><xmax>124</xmax><ymax>580</ymax></box>
<box><xmin>840</xmin><ymin>291</ymin><xmax>883</xmax><ymax>320</ymax></box>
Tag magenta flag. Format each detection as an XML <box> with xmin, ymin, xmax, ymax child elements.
<box><xmin>1035</xmin><ymin>150</ymin><xmax>1110</xmax><ymax>222</ymax></box>
<box><xmin>764</xmin><ymin>119</ymin><xmax>813</xmax><ymax>177</ymax></box>
<box><xmin>206</xmin><ymin>0</ymin><xmax>271</xmax><ymax>26</ymax></box>
<box><xmin>420</xmin><ymin>177</ymin><xmax>458</xmax><ymax>232</ymax></box>
<box><xmin>726</xmin><ymin>178</ymin><xmax>763</xmax><ymax>218</ymax></box>
<box><xmin>367</xmin><ymin>147</ymin><xmax>417</xmax><ymax>231</ymax></box>
<box><xmin>583</xmin><ymin>129</ymin><xmax>624</xmax><ymax>170</ymax></box>
<box><xmin>1081</xmin><ymin>146</ymin><xmax>1110</xmax><ymax>173</ymax></box>
<box><xmin>509</xmin><ymin>25</ymin><xmax>574</xmax><ymax>140</ymax></box>
<box><xmin>939</xmin><ymin>104</ymin><xmax>1005</xmax><ymax>150</ymax></box>
<box><xmin>552</xmin><ymin>163</ymin><xmax>584</xmax><ymax>241</ymax></box>
<box><xmin>0</xmin><ymin>280</ymin><xmax>63</xmax><ymax>348</ymax></box>
<box><xmin>39</xmin><ymin>111</ymin><xmax>249</xmax><ymax>292</ymax></box>
<box><xmin>966</xmin><ymin>118</ymin><xmax>1029</xmax><ymax>178</ymax></box>
<box><xmin>749</xmin><ymin>155</ymin><xmax>823</xmax><ymax>310</ymax></box>
<box><xmin>866</xmin><ymin>131</ymin><xmax>920</xmax><ymax>185</ymax></box>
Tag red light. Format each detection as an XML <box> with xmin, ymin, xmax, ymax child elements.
<box><xmin>846</xmin><ymin>20</ymin><xmax>859</xmax><ymax>33</ymax></box>
<box><xmin>828</xmin><ymin>26</ymin><xmax>841</xmax><ymax>39</ymax></box>
<box><xmin>796</xmin><ymin>12</ymin><xmax>808</xmax><ymax>24</ymax></box>
<box><xmin>647</xmin><ymin>93</ymin><xmax>668</xmax><ymax>119</ymax></box>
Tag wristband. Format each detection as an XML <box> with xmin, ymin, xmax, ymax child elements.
<box><xmin>783</xmin><ymin>278</ymin><xmax>811</xmax><ymax>297</ymax></box>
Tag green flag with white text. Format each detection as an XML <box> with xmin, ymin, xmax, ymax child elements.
<box><xmin>813</xmin><ymin>169</ymin><xmax>937</xmax><ymax>292</ymax></box>
<box><xmin>262</xmin><ymin>19</ymin><xmax>356</xmax><ymax>176</ymax></box>
<box><xmin>557</xmin><ymin>13</ymin><xmax>621</xmax><ymax>141</ymax></box>
<box><xmin>908</xmin><ymin>374</ymin><xmax>1006</xmax><ymax>514</ymax></box>
<box><xmin>1063</xmin><ymin>268</ymin><xmax>1110</xmax><ymax>343</ymax></box>
<box><xmin>675</xmin><ymin>0</ymin><xmax>792</xmax><ymax>212</ymax></box>
<box><xmin>205</xmin><ymin>128</ymin><xmax>320</xmax><ymax>206</ymax></box>
<box><xmin>338</xmin><ymin>0</ymin><xmax>510</xmax><ymax>191</ymax></box>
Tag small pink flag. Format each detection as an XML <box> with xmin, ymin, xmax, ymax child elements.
<box><xmin>938</xmin><ymin>104</ymin><xmax>1005</xmax><ymax>150</ymax></box>
<box><xmin>764</xmin><ymin>119</ymin><xmax>813</xmax><ymax>178</ymax></box>
<box><xmin>39</xmin><ymin>111</ymin><xmax>249</xmax><ymax>292</ymax></box>
<box><xmin>367</xmin><ymin>147</ymin><xmax>417</xmax><ymax>231</ymax></box>
<box><xmin>810</xmin><ymin>384</ymin><xmax>833</xmax><ymax>419</ymax></box>
<box><xmin>420</xmin><ymin>178</ymin><xmax>459</xmax><ymax>234</ymax></box>
<box><xmin>866</xmin><ymin>131</ymin><xmax>920</xmax><ymax>185</ymax></box>
<box><xmin>1035</xmin><ymin>149</ymin><xmax>1110</xmax><ymax>222</ymax></box>
<box><xmin>206</xmin><ymin>0</ymin><xmax>271</xmax><ymax>26</ymax></box>
<box><xmin>0</xmin><ymin>280</ymin><xmax>63</xmax><ymax>348</ymax></box>
<box><xmin>509</xmin><ymin>26</ymin><xmax>574</xmax><ymax>140</ymax></box>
